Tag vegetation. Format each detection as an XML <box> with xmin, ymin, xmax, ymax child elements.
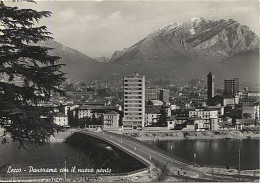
<box><xmin>0</xmin><ymin>1</ymin><xmax>65</xmax><ymax>147</ymax></box>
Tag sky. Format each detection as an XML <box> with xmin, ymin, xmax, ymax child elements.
<box><xmin>4</xmin><ymin>0</ymin><xmax>260</xmax><ymax>58</ymax></box>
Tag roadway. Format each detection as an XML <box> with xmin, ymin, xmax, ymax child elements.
<box><xmin>77</xmin><ymin>130</ymin><xmax>214</xmax><ymax>181</ymax></box>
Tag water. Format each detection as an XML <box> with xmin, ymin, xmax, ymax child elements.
<box><xmin>0</xmin><ymin>139</ymin><xmax>146</xmax><ymax>179</ymax></box>
<box><xmin>146</xmin><ymin>139</ymin><xmax>260</xmax><ymax>170</ymax></box>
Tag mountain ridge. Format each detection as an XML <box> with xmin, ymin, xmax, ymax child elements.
<box><xmin>38</xmin><ymin>17</ymin><xmax>259</xmax><ymax>86</ymax></box>
<box><xmin>110</xmin><ymin>17</ymin><xmax>259</xmax><ymax>62</ymax></box>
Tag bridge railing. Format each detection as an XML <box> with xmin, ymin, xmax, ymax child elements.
<box><xmin>103</xmin><ymin>131</ymin><xmax>194</xmax><ymax>166</ymax></box>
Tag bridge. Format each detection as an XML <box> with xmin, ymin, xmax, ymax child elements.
<box><xmin>71</xmin><ymin>130</ymin><xmax>215</xmax><ymax>181</ymax></box>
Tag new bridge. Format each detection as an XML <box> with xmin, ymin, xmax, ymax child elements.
<box><xmin>72</xmin><ymin>130</ymin><xmax>214</xmax><ymax>181</ymax></box>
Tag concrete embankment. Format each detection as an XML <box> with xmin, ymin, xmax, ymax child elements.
<box><xmin>122</xmin><ymin>130</ymin><xmax>260</xmax><ymax>141</ymax></box>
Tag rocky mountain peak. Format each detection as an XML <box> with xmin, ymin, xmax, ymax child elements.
<box><xmin>110</xmin><ymin>17</ymin><xmax>259</xmax><ymax>62</ymax></box>
<box><xmin>94</xmin><ymin>56</ymin><xmax>111</xmax><ymax>63</ymax></box>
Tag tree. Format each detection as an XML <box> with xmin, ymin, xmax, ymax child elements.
<box><xmin>0</xmin><ymin>1</ymin><xmax>65</xmax><ymax>147</ymax></box>
<box><xmin>158</xmin><ymin>105</ymin><xmax>168</xmax><ymax>127</ymax></box>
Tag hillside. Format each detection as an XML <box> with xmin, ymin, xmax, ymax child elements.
<box><xmin>38</xmin><ymin>18</ymin><xmax>259</xmax><ymax>86</ymax></box>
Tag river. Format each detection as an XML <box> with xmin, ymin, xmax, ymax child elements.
<box><xmin>0</xmin><ymin>138</ymin><xmax>146</xmax><ymax>180</ymax></box>
<box><xmin>0</xmin><ymin>137</ymin><xmax>259</xmax><ymax>181</ymax></box>
<box><xmin>146</xmin><ymin>138</ymin><xmax>260</xmax><ymax>170</ymax></box>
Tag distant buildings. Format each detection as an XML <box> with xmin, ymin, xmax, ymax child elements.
<box><xmin>159</xmin><ymin>89</ymin><xmax>170</xmax><ymax>104</ymax></box>
<box><xmin>242</xmin><ymin>104</ymin><xmax>259</xmax><ymax>119</ymax></box>
<box><xmin>145</xmin><ymin>88</ymin><xmax>159</xmax><ymax>101</ymax></box>
<box><xmin>66</xmin><ymin>91</ymin><xmax>96</xmax><ymax>101</ymax></box>
<box><xmin>235</xmin><ymin>119</ymin><xmax>259</xmax><ymax>130</ymax></box>
<box><xmin>223</xmin><ymin>95</ymin><xmax>239</xmax><ymax>106</ymax></box>
<box><xmin>207</xmin><ymin>71</ymin><xmax>215</xmax><ymax>99</ymax></box>
<box><xmin>145</xmin><ymin>88</ymin><xmax>169</xmax><ymax>104</ymax></box>
<box><xmin>53</xmin><ymin>112</ymin><xmax>69</xmax><ymax>127</ymax></box>
<box><xmin>189</xmin><ymin>109</ymin><xmax>219</xmax><ymax>130</ymax></box>
<box><xmin>75</xmin><ymin>105</ymin><xmax>116</xmax><ymax>119</ymax></box>
<box><xmin>224</xmin><ymin>78</ymin><xmax>239</xmax><ymax>96</ymax></box>
<box><xmin>123</xmin><ymin>73</ymin><xmax>145</xmax><ymax>129</ymax></box>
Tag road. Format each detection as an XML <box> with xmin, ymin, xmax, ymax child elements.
<box><xmin>78</xmin><ymin>130</ymin><xmax>214</xmax><ymax>181</ymax></box>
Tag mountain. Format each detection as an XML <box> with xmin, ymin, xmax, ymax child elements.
<box><xmin>38</xmin><ymin>18</ymin><xmax>259</xmax><ymax>87</ymax></box>
<box><xmin>108</xmin><ymin>18</ymin><xmax>259</xmax><ymax>86</ymax></box>
<box><xmin>110</xmin><ymin>17</ymin><xmax>259</xmax><ymax>62</ymax></box>
<box><xmin>94</xmin><ymin>56</ymin><xmax>111</xmax><ymax>63</ymax></box>
<box><xmin>38</xmin><ymin>40</ymin><xmax>106</xmax><ymax>81</ymax></box>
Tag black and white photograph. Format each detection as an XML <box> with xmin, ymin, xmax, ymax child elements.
<box><xmin>0</xmin><ymin>0</ymin><xmax>259</xmax><ymax>182</ymax></box>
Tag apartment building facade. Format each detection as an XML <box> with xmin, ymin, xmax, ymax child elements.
<box><xmin>123</xmin><ymin>73</ymin><xmax>145</xmax><ymax>129</ymax></box>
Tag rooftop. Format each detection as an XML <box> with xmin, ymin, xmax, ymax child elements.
<box><xmin>53</xmin><ymin>112</ymin><xmax>67</xmax><ymax>117</ymax></box>
<box><xmin>145</xmin><ymin>106</ymin><xmax>161</xmax><ymax>114</ymax></box>
<box><xmin>78</xmin><ymin>105</ymin><xmax>115</xmax><ymax>110</ymax></box>
<box><xmin>104</xmin><ymin>111</ymin><xmax>119</xmax><ymax>115</ymax></box>
<box><xmin>236</xmin><ymin>119</ymin><xmax>259</xmax><ymax>125</ymax></box>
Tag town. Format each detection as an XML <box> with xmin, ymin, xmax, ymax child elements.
<box><xmin>9</xmin><ymin>71</ymin><xmax>257</xmax><ymax>133</ymax></box>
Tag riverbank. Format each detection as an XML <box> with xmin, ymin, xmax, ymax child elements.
<box><xmin>49</xmin><ymin>128</ymin><xmax>80</xmax><ymax>142</ymax></box>
<box><xmin>122</xmin><ymin>130</ymin><xmax>260</xmax><ymax>141</ymax></box>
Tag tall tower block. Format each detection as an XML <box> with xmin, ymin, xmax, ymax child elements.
<box><xmin>207</xmin><ymin>71</ymin><xmax>215</xmax><ymax>99</ymax></box>
<box><xmin>123</xmin><ymin>72</ymin><xmax>145</xmax><ymax>130</ymax></box>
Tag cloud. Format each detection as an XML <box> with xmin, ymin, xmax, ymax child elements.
<box><xmin>57</xmin><ymin>8</ymin><xmax>76</xmax><ymax>22</ymax></box>
<box><xmin>107</xmin><ymin>11</ymin><xmax>122</xmax><ymax>20</ymax></box>
<box><xmin>30</xmin><ymin>1</ymin><xmax>259</xmax><ymax>57</ymax></box>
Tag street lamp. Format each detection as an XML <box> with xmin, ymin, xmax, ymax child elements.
<box><xmin>238</xmin><ymin>149</ymin><xmax>241</xmax><ymax>181</ymax></box>
<box><xmin>194</xmin><ymin>153</ymin><xmax>196</xmax><ymax>167</ymax></box>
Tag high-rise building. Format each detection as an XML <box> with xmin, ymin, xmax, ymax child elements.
<box><xmin>159</xmin><ymin>89</ymin><xmax>170</xmax><ymax>104</ymax></box>
<box><xmin>123</xmin><ymin>73</ymin><xmax>145</xmax><ymax>129</ymax></box>
<box><xmin>224</xmin><ymin>78</ymin><xmax>239</xmax><ymax>96</ymax></box>
<box><xmin>207</xmin><ymin>71</ymin><xmax>215</xmax><ymax>99</ymax></box>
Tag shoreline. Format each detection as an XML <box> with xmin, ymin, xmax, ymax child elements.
<box><xmin>121</xmin><ymin>130</ymin><xmax>260</xmax><ymax>141</ymax></box>
<box><xmin>1</xmin><ymin>128</ymin><xmax>259</xmax><ymax>182</ymax></box>
<box><xmin>135</xmin><ymin>135</ymin><xmax>260</xmax><ymax>141</ymax></box>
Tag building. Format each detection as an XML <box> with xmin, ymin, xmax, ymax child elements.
<box><xmin>146</xmin><ymin>88</ymin><xmax>169</xmax><ymax>104</ymax></box>
<box><xmin>53</xmin><ymin>112</ymin><xmax>69</xmax><ymax>127</ymax></box>
<box><xmin>75</xmin><ymin>105</ymin><xmax>116</xmax><ymax>119</ymax></box>
<box><xmin>66</xmin><ymin>91</ymin><xmax>96</xmax><ymax>101</ymax></box>
<box><xmin>171</xmin><ymin>109</ymin><xmax>191</xmax><ymax>118</ymax></box>
<box><xmin>103</xmin><ymin>111</ymin><xmax>119</xmax><ymax>129</ymax></box>
<box><xmin>145</xmin><ymin>88</ymin><xmax>159</xmax><ymax>101</ymax></box>
<box><xmin>224</xmin><ymin>78</ymin><xmax>239</xmax><ymax>96</ymax></box>
<box><xmin>223</xmin><ymin>95</ymin><xmax>239</xmax><ymax>106</ymax></box>
<box><xmin>242</xmin><ymin>104</ymin><xmax>259</xmax><ymax>119</ymax></box>
<box><xmin>207</xmin><ymin>71</ymin><xmax>215</xmax><ymax>99</ymax></box>
<box><xmin>189</xmin><ymin>109</ymin><xmax>219</xmax><ymax>130</ymax></box>
<box><xmin>206</xmin><ymin>106</ymin><xmax>224</xmax><ymax>116</ymax></box>
<box><xmin>123</xmin><ymin>73</ymin><xmax>145</xmax><ymax>129</ymax></box>
<box><xmin>145</xmin><ymin>106</ymin><xmax>161</xmax><ymax>126</ymax></box>
<box><xmin>147</xmin><ymin>100</ymin><xmax>164</xmax><ymax>106</ymax></box>
<box><xmin>166</xmin><ymin>116</ymin><xmax>207</xmax><ymax>131</ymax></box>
<box><xmin>159</xmin><ymin>89</ymin><xmax>170</xmax><ymax>104</ymax></box>
<box><xmin>247</xmin><ymin>92</ymin><xmax>260</xmax><ymax>100</ymax></box>
<box><xmin>235</xmin><ymin>119</ymin><xmax>259</xmax><ymax>130</ymax></box>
